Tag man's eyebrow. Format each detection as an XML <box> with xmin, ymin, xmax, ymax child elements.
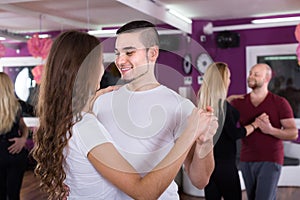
<box><xmin>114</xmin><ymin>46</ymin><xmax>136</xmax><ymax>51</ymax></box>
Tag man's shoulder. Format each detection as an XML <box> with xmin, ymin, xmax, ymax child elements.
<box><xmin>165</xmin><ymin>86</ymin><xmax>195</xmax><ymax>107</ymax></box>
<box><xmin>92</xmin><ymin>88</ymin><xmax>117</xmax><ymax>112</ymax></box>
<box><xmin>160</xmin><ymin>85</ymin><xmax>193</xmax><ymax>100</ymax></box>
<box><xmin>268</xmin><ymin>91</ymin><xmax>290</xmax><ymax>105</ymax></box>
<box><xmin>95</xmin><ymin>87</ymin><xmax>119</xmax><ymax>102</ymax></box>
<box><xmin>269</xmin><ymin>91</ymin><xmax>284</xmax><ymax>99</ymax></box>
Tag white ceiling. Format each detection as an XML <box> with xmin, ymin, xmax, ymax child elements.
<box><xmin>0</xmin><ymin>0</ymin><xmax>300</xmax><ymax>37</ymax></box>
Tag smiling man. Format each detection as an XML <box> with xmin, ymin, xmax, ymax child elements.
<box><xmin>232</xmin><ymin>63</ymin><xmax>298</xmax><ymax>200</ymax></box>
<box><xmin>93</xmin><ymin>20</ymin><xmax>217</xmax><ymax>199</ymax></box>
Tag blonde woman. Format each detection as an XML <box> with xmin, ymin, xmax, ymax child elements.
<box><xmin>198</xmin><ymin>62</ymin><xmax>262</xmax><ymax>200</ymax></box>
<box><xmin>0</xmin><ymin>72</ymin><xmax>29</xmax><ymax>200</ymax></box>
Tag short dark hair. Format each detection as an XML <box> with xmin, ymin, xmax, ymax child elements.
<box><xmin>116</xmin><ymin>20</ymin><xmax>155</xmax><ymax>34</ymax></box>
<box><xmin>116</xmin><ymin>20</ymin><xmax>159</xmax><ymax>48</ymax></box>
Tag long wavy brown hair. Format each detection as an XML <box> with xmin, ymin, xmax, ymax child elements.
<box><xmin>32</xmin><ymin>30</ymin><xmax>102</xmax><ymax>199</ymax></box>
<box><xmin>0</xmin><ymin>72</ymin><xmax>20</xmax><ymax>134</ymax></box>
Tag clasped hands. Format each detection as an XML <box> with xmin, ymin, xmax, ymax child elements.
<box><xmin>188</xmin><ymin>106</ymin><xmax>218</xmax><ymax>158</ymax></box>
<box><xmin>253</xmin><ymin>113</ymin><xmax>273</xmax><ymax>135</ymax></box>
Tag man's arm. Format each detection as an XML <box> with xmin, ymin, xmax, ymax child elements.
<box><xmin>183</xmin><ymin>140</ymin><xmax>214</xmax><ymax>189</ymax></box>
<box><xmin>258</xmin><ymin>118</ymin><xmax>298</xmax><ymax>140</ymax></box>
<box><xmin>183</xmin><ymin>106</ymin><xmax>218</xmax><ymax>189</ymax></box>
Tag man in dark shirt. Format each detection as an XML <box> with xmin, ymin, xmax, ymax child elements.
<box><xmin>232</xmin><ymin>63</ymin><xmax>298</xmax><ymax>200</ymax></box>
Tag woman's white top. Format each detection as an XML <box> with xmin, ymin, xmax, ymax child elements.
<box><xmin>64</xmin><ymin>113</ymin><xmax>118</xmax><ymax>199</ymax></box>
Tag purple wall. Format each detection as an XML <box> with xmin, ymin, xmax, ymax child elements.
<box><xmin>3</xmin><ymin>42</ymin><xmax>31</xmax><ymax>57</ymax></box>
<box><xmin>1</xmin><ymin>31</ymin><xmax>63</xmax><ymax>57</ymax></box>
<box><xmin>193</xmin><ymin>19</ymin><xmax>298</xmax><ymax>95</ymax></box>
<box><xmin>2</xmin><ymin>19</ymin><xmax>299</xmax><ymax>96</ymax></box>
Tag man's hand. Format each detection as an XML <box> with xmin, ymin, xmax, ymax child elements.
<box><xmin>187</xmin><ymin>107</ymin><xmax>218</xmax><ymax>143</ymax></box>
<box><xmin>252</xmin><ymin>113</ymin><xmax>268</xmax><ymax>128</ymax></box>
<box><xmin>227</xmin><ymin>94</ymin><xmax>245</xmax><ymax>103</ymax></box>
<box><xmin>8</xmin><ymin>137</ymin><xmax>27</xmax><ymax>154</ymax></box>
<box><xmin>197</xmin><ymin>106</ymin><xmax>218</xmax><ymax>144</ymax></box>
<box><xmin>256</xmin><ymin>113</ymin><xmax>273</xmax><ymax>134</ymax></box>
<box><xmin>183</xmin><ymin>106</ymin><xmax>217</xmax><ymax>188</ymax></box>
<box><xmin>193</xmin><ymin>106</ymin><xmax>218</xmax><ymax>158</ymax></box>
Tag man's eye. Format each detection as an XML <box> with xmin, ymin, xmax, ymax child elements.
<box><xmin>126</xmin><ymin>51</ymin><xmax>134</xmax><ymax>56</ymax></box>
<box><xmin>115</xmin><ymin>52</ymin><xmax>120</xmax><ymax>56</ymax></box>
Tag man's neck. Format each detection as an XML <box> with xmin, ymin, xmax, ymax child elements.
<box><xmin>251</xmin><ymin>86</ymin><xmax>268</xmax><ymax>96</ymax></box>
<box><xmin>127</xmin><ymin>76</ymin><xmax>160</xmax><ymax>91</ymax></box>
<box><xmin>250</xmin><ymin>87</ymin><xmax>269</xmax><ymax>106</ymax></box>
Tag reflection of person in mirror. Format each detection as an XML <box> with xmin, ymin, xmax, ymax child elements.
<box><xmin>0</xmin><ymin>72</ymin><xmax>29</xmax><ymax>200</ymax></box>
<box><xmin>278</xmin><ymin>78</ymin><xmax>300</xmax><ymax>118</ymax></box>
<box><xmin>32</xmin><ymin>30</ymin><xmax>218</xmax><ymax>200</ymax></box>
<box><xmin>231</xmin><ymin>63</ymin><xmax>298</xmax><ymax>200</ymax></box>
<box><xmin>17</xmin><ymin>98</ymin><xmax>35</xmax><ymax>117</ymax></box>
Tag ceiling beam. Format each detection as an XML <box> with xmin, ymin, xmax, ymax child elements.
<box><xmin>0</xmin><ymin>0</ymin><xmax>41</xmax><ymax>3</ymax></box>
<box><xmin>203</xmin><ymin>21</ymin><xmax>300</xmax><ymax>34</ymax></box>
<box><xmin>0</xmin><ymin>4</ymin><xmax>101</xmax><ymax>31</ymax></box>
<box><xmin>117</xmin><ymin>0</ymin><xmax>192</xmax><ymax>34</ymax></box>
<box><xmin>0</xmin><ymin>29</ymin><xmax>27</xmax><ymax>42</ymax></box>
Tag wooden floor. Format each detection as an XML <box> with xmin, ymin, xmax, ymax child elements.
<box><xmin>21</xmin><ymin>170</ymin><xmax>300</xmax><ymax>200</ymax></box>
<box><xmin>179</xmin><ymin>188</ymin><xmax>300</xmax><ymax>200</ymax></box>
<box><xmin>20</xmin><ymin>170</ymin><xmax>47</xmax><ymax>200</ymax></box>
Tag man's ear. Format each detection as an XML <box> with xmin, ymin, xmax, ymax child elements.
<box><xmin>265</xmin><ymin>73</ymin><xmax>272</xmax><ymax>83</ymax></box>
<box><xmin>147</xmin><ymin>45</ymin><xmax>159</xmax><ymax>62</ymax></box>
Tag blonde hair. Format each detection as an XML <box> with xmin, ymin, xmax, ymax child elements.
<box><xmin>0</xmin><ymin>72</ymin><xmax>20</xmax><ymax>134</ymax></box>
<box><xmin>197</xmin><ymin>62</ymin><xmax>229</xmax><ymax>118</ymax></box>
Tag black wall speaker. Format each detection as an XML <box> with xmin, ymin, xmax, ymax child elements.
<box><xmin>216</xmin><ymin>31</ymin><xmax>240</xmax><ymax>49</ymax></box>
<box><xmin>159</xmin><ymin>35</ymin><xmax>180</xmax><ymax>51</ymax></box>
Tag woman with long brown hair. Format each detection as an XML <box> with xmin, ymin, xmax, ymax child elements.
<box><xmin>32</xmin><ymin>30</ymin><xmax>217</xmax><ymax>200</ymax></box>
<box><xmin>0</xmin><ymin>72</ymin><xmax>29</xmax><ymax>200</ymax></box>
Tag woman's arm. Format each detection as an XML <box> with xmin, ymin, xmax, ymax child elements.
<box><xmin>88</xmin><ymin>108</ymin><xmax>214</xmax><ymax>200</ymax></box>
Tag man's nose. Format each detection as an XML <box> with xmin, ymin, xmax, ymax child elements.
<box><xmin>116</xmin><ymin>54</ymin><xmax>127</xmax><ymax>66</ymax></box>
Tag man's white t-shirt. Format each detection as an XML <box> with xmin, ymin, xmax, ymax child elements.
<box><xmin>64</xmin><ymin>113</ymin><xmax>118</xmax><ymax>199</ymax></box>
<box><xmin>93</xmin><ymin>85</ymin><xmax>195</xmax><ymax>200</ymax></box>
